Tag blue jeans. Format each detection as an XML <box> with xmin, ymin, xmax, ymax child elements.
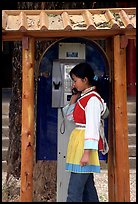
<box><xmin>66</xmin><ymin>172</ymin><xmax>99</xmax><ymax>202</ymax></box>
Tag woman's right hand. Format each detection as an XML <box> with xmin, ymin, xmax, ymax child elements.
<box><xmin>70</xmin><ymin>91</ymin><xmax>81</xmax><ymax>104</ymax></box>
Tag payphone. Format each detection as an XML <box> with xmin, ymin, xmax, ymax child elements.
<box><xmin>52</xmin><ymin>43</ymin><xmax>85</xmax><ymax>108</ymax></box>
<box><xmin>52</xmin><ymin>61</ymin><xmax>74</xmax><ymax>107</ymax></box>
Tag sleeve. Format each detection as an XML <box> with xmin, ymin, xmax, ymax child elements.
<box><xmin>63</xmin><ymin>103</ymin><xmax>76</xmax><ymax>121</ymax></box>
<box><xmin>84</xmin><ymin>97</ymin><xmax>102</xmax><ymax>150</ymax></box>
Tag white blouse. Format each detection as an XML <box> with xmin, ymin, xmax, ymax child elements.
<box><xmin>63</xmin><ymin>94</ymin><xmax>107</xmax><ymax>150</ymax></box>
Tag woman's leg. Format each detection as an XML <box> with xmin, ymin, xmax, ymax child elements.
<box><xmin>82</xmin><ymin>173</ymin><xmax>99</xmax><ymax>202</ymax></box>
<box><xmin>66</xmin><ymin>173</ymin><xmax>90</xmax><ymax>202</ymax></box>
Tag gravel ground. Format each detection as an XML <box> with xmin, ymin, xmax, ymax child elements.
<box><xmin>94</xmin><ymin>169</ymin><xmax>136</xmax><ymax>202</ymax></box>
<box><xmin>2</xmin><ymin>169</ymin><xmax>136</xmax><ymax>202</ymax></box>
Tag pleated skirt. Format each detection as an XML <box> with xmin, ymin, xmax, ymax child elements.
<box><xmin>65</xmin><ymin>128</ymin><xmax>100</xmax><ymax>173</ymax></box>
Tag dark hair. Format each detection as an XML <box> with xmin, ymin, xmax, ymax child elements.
<box><xmin>70</xmin><ymin>62</ymin><xmax>95</xmax><ymax>86</ymax></box>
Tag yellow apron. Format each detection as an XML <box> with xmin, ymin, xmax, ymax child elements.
<box><xmin>65</xmin><ymin>128</ymin><xmax>100</xmax><ymax>173</ymax></box>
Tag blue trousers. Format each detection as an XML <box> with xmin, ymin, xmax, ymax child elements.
<box><xmin>66</xmin><ymin>172</ymin><xmax>99</xmax><ymax>202</ymax></box>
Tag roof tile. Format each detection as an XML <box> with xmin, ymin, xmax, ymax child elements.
<box><xmin>2</xmin><ymin>8</ymin><xmax>136</xmax><ymax>39</ymax></box>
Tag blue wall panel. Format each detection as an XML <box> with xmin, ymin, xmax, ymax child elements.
<box><xmin>36</xmin><ymin>76</ymin><xmax>58</xmax><ymax>160</ymax></box>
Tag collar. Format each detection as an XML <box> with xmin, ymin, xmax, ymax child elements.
<box><xmin>81</xmin><ymin>86</ymin><xmax>96</xmax><ymax>97</ymax></box>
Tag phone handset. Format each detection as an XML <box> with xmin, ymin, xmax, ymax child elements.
<box><xmin>60</xmin><ymin>63</ymin><xmax>64</xmax><ymax>88</ymax></box>
<box><xmin>72</xmin><ymin>88</ymin><xmax>79</xmax><ymax>95</ymax></box>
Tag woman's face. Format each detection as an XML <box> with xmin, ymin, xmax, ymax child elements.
<box><xmin>71</xmin><ymin>74</ymin><xmax>90</xmax><ymax>92</ymax></box>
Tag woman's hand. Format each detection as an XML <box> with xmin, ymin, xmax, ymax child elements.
<box><xmin>69</xmin><ymin>86</ymin><xmax>81</xmax><ymax>105</ymax></box>
<box><xmin>69</xmin><ymin>93</ymin><xmax>80</xmax><ymax>104</ymax></box>
<box><xmin>80</xmin><ymin>150</ymin><xmax>91</xmax><ymax>166</ymax></box>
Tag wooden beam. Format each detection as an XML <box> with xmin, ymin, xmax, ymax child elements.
<box><xmin>3</xmin><ymin>8</ymin><xmax>136</xmax><ymax>15</ymax></box>
<box><xmin>2</xmin><ymin>29</ymin><xmax>136</xmax><ymax>42</ymax></box>
<box><xmin>20</xmin><ymin>36</ymin><xmax>35</xmax><ymax>202</ymax></box>
<box><xmin>113</xmin><ymin>35</ymin><xmax>130</xmax><ymax>201</ymax></box>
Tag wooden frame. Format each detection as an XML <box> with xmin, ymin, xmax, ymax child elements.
<box><xmin>2</xmin><ymin>8</ymin><xmax>136</xmax><ymax>202</ymax></box>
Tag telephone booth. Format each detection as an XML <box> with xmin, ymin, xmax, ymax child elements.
<box><xmin>36</xmin><ymin>37</ymin><xmax>110</xmax><ymax>201</ymax></box>
<box><xmin>2</xmin><ymin>8</ymin><xmax>135</xmax><ymax>202</ymax></box>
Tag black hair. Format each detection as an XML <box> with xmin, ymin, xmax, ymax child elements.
<box><xmin>70</xmin><ymin>62</ymin><xmax>95</xmax><ymax>86</ymax></box>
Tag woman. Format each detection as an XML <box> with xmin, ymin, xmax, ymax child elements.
<box><xmin>64</xmin><ymin>62</ymin><xmax>108</xmax><ymax>202</ymax></box>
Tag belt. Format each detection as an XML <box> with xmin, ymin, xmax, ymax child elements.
<box><xmin>75</xmin><ymin>123</ymin><xmax>86</xmax><ymax>129</ymax></box>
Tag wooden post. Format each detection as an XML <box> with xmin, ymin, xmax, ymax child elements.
<box><xmin>106</xmin><ymin>38</ymin><xmax>116</xmax><ymax>201</ymax></box>
<box><xmin>20</xmin><ymin>36</ymin><xmax>35</xmax><ymax>202</ymax></box>
<box><xmin>113</xmin><ymin>35</ymin><xmax>130</xmax><ymax>201</ymax></box>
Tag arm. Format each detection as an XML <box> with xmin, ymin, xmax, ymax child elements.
<box><xmin>69</xmin><ymin>92</ymin><xmax>80</xmax><ymax>104</ymax></box>
<box><xmin>80</xmin><ymin>97</ymin><xmax>101</xmax><ymax>166</ymax></box>
<box><xmin>63</xmin><ymin>92</ymin><xmax>80</xmax><ymax>121</ymax></box>
<box><xmin>84</xmin><ymin>97</ymin><xmax>101</xmax><ymax>149</ymax></box>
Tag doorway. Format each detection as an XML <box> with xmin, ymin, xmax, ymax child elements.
<box><xmin>36</xmin><ymin>37</ymin><xmax>110</xmax><ymax>201</ymax></box>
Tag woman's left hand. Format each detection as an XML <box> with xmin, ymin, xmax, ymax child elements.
<box><xmin>80</xmin><ymin>150</ymin><xmax>91</xmax><ymax>166</ymax></box>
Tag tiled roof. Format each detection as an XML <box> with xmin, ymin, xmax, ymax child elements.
<box><xmin>2</xmin><ymin>8</ymin><xmax>136</xmax><ymax>40</ymax></box>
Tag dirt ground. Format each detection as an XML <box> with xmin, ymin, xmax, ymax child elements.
<box><xmin>2</xmin><ymin>169</ymin><xmax>136</xmax><ymax>202</ymax></box>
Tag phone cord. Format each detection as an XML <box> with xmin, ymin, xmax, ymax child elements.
<box><xmin>60</xmin><ymin>108</ymin><xmax>65</xmax><ymax>134</ymax></box>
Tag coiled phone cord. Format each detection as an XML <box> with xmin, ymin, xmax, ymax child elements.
<box><xmin>60</xmin><ymin>107</ymin><xmax>66</xmax><ymax>134</ymax></box>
